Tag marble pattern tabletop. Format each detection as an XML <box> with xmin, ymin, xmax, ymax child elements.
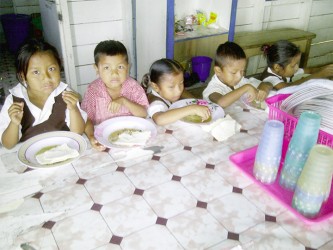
<box><xmin>0</xmin><ymin>100</ymin><xmax>333</xmax><ymax>250</ymax></box>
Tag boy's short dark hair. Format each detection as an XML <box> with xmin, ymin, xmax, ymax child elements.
<box><xmin>215</xmin><ymin>41</ymin><xmax>246</xmax><ymax>68</ymax></box>
<box><xmin>94</xmin><ymin>40</ymin><xmax>128</xmax><ymax>65</ymax></box>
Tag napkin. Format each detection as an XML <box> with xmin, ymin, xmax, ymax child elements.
<box><xmin>113</xmin><ymin>130</ymin><xmax>151</xmax><ymax>146</ymax></box>
<box><xmin>36</xmin><ymin>143</ymin><xmax>79</xmax><ymax>165</ymax></box>
<box><xmin>201</xmin><ymin>115</ymin><xmax>241</xmax><ymax>141</ymax></box>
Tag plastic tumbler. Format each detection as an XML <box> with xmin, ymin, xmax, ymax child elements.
<box><xmin>279</xmin><ymin>111</ymin><xmax>321</xmax><ymax>190</ymax></box>
<box><xmin>253</xmin><ymin>120</ymin><xmax>284</xmax><ymax>184</ymax></box>
<box><xmin>292</xmin><ymin>145</ymin><xmax>333</xmax><ymax>218</ymax></box>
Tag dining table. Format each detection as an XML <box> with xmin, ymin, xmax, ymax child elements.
<box><xmin>1</xmin><ymin>99</ymin><xmax>333</xmax><ymax>250</ymax></box>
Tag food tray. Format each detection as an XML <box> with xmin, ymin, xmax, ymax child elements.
<box><xmin>229</xmin><ymin>142</ymin><xmax>333</xmax><ymax>224</ymax></box>
<box><xmin>265</xmin><ymin>94</ymin><xmax>333</xmax><ymax>148</ymax></box>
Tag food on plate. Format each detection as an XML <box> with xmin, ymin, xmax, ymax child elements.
<box><xmin>182</xmin><ymin>114</ymin><xmax>212</xmax><ymax>123</ymax></box>
<box><xmin>35</xmin><ymin>143</ymin><xmax>80</xmax><ymax>165</ymax></box>
<box><xmin>108</xmin><ymin>128</ymin><xmax>142</xmax><ymax>142</ymax></box>
<box><xmin>108</xmin><ymin>128</ymin><xmax>151</xmax><ymax>146</ymax></box>
<box><xmin>250</xmin><ymin>100</ymin><xmax>266</xmax><ymax>110</ymax></box>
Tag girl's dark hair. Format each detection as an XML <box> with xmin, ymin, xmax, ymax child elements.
<box><xmin>142</xmin><ymin>58</ymin><xmax>184</xmax><ymax>92</ymax></box>
<box><xmin>94</xmin><ymin>40</ymin><xmax>128</xmax><ymax>65</ymax></box>
<box><xmin>215</xmin><ymin>41</ymin><xmax>246</xmax><ymax>67</ymax></box>
<box><xmin>15</xmin><ymin>39</ymin><xmax>61</xmax><ymax>83</ymax></box>
<box><xmin>262</xmin><ymin>40</ymin><xmax>301</xmax><ymax>68</ymax></box>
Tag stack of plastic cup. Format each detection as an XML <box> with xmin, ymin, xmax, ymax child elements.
<box><xmin>292</xmin><ymin>145</ymin><xmax>333</xmax><ymax>218</ymax></box>
<box><xmin>253</xmin><ymin>120</ymin><xmax>284</xmax><ymax>184</ymax></box>
<box><xmin>279</xmin><ymin>111</ymin><xmax>321</xmax><ymax>190</ymax></box>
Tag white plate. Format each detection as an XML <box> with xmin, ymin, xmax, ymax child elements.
<box><xmin>94</xmin><ymin>116</ymin><xmax>157</xmax><ymax>148</ymax></box>
<box><xmin>169</xmin><ymin>98</ymin><xmax>225</xmax><ymax>125</ymax></box>
<box><xmin>18</xmin><ymin>131</ymin><xmax>87</xmax><ymax>169</ymax></box>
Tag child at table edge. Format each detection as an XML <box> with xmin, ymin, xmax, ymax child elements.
<box><xmin>202</xmin><ymin>41</ymin><xmax>268</xmax><ymax>109</ymax></box>
<box><xmin>142</xmin><ymin>58</ymin><xmax>210</xmax><ymax>126</ymax></box>
<box><xmin>81</xmin><ymin>40</ymin><xmax>149</xmax><ymax>151</ymax></box>
<box><xmin>0</xmin><ymin>39</ymin><xmax>87</xmax><ymax>149</ymax></box>
<box><xmin>258</xmin><ymin>40</ymin><xmax>333</xmax><ymax>93</ymax></box>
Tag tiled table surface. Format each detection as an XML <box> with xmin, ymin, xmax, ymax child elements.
<box><xmin>1</xmin><ymin>101</ymin><xmax>333</xmax><ymax>250</ymax></box>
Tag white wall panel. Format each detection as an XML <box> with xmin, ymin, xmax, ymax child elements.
<box><xmin>265</xmin><ymin>19</ymin><xmax>302</xmax><ymax>30</ymax></box>
<box><xmin>68</xmin><ymin>0</ymin><xmax>123</xmax><ymax>24</ymax></box>
<box><xmin>307</xmin><ymin>0</ymin><xmax>333</xmax><ymax>68</ymax></box>
<box><xmin>237</xmin><ymin>0</ymin><xmax>255</xmax><ymax>8</ymax></box>
<box><xmin>236</xmin><ymin>8</ymin><xmax>254</xmax><ymax>26</ymax></box>
<box><xmin>136</xmin><ymin>0</ymin><xmax>167</xmax><ymax>82</ymax></box>
<box><xmin>310</xmin><ymin>0</ymin><xmax>333</xmax><ymax>16</ymax></box>
<box><xmin>311</xmin><ymin>28</ymin><xmax>333</xmax><ymax>43</ymax></box>
<box><xmin>73</xmin><ymin>44</ymin><xmax>96</xmax><ymax>66</ymax></box>
<box><xmin>269</xmin><ymin>4</ymin><xmax>300</xmax><ymax>21</ymax></box>
<box><xmin>70</xmin><ymin>21</ymin><xmax>124</xmax><ymax>46</ymax></box>
<box><xmin>76</xmin><ymin>65</ymin><xmax>96</xmax><ymax>86</ymax></box>
<box><xmin>65</xmin><ymin>0</ymin><xmax>133</xmax><ymax>95</ymax></box>
<box><xmin>307</xmin><ymin>53</ymin><xmax>333</xmax><ymax>67</ymax></box>
<box><xmin>308</xmin><ymin>14</ymin><xmax>333</xmax><ymax>31</ymax></box>
<box><xmin>309</xmin><ymin>42</ymin><xmax>333</xmax><ymax>57</ymax></box>
<box><xmin>235</xmin><ymin>25</ymin><xmax>254</xmax><ymax>33</ymax></box>
<box><xmin>73</xmin><ymin>40</ymin><xmax>133</xmax><ymax>67</ymax></box>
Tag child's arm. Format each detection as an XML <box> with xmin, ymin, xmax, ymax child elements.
<box><xmin>304</xmin><ymin>64</ymin><xmax>333</xmax><ymax>78</ymax></box>
<box><xmin>152</xmin><ymin>105</ymin><xmax>210</xmax><ymax>126</ymax></box>
<box><xmin>274</xmin><ymin>64</ymin><xmax>333</xmax><ymax>90</ymax></box>
<box><xmin>62</xmin><ymin>90</ymin><xmax>85</xmax><ymax>134</ymax></box>
<box><xmin>84</xmin><ymin>119</ymin><xmax>106</xmax><ymax>151</ymax></box>
<box><xmin>1</xmin><ymin>102</ymin><xmax>24</xmax><ymax>149</ymax></box>
<box><xmin>109</xmin><ymin>97</ymin><xmax>147</xmax><ymax>117</ymax></box>
<box><xmin>209</xmin><ymin>84</ymin><xmax>257</xmax><ymax>108</ymax></box>
<box><xmin>257</xmin><ymin>82</ymin><xmax>273</xmax><ymax>101</ymax></box>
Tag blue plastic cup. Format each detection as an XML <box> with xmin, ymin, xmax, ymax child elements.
<box><xmin>253</xmin><ymin>120</ymin><xmax>285</xmax><ymax>184</ymax></box>
<box><xmin>292</xmin><ymin>185</ymin><xmax>326</xmax><ymax>218</ymax></box>
<box><xmin>279</xmin><ymin>111</ymin><xmax>321</xmax><ymax>190</ymax></box>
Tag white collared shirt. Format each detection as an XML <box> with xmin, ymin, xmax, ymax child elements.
<box><xmin>0</xmin><ymin>82</ymin><xmax>87</xmax><ymax>143</ymax></box>
<box><xmin>202</xmin><ymin>74</ymin><xmax>250</xmax><ymax>101</ymax></box>
<box><xmin>263</xmin><ymin>67</ymin><xmax>305</xmax><ymax>87</ymax></box>
<box><xmin>147</xmin><ymin>90</ymin><xmax>172</xmax><ymax>118</ymax></box>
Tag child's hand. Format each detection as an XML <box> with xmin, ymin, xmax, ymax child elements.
<box><xmin>245</xmin><ymin>85</ymin><xmax>258</xmax><ymax>102</ymax></box>
<box><xmin>318</xmin><ymin>64</ymin><xmax>333</xmax><ymax>78</ymax></box>
<box><xmin>62</xmin><ymin>90</ymin><xmax>80</xmax><ymax>110</ymax></box>
<box><xmin>189</xmin><ymin>104</ymin><xmax>211</xmax><ymax>121</ymax></box>
<box><xmin>8</xmin><ymin>102</ymin><xmax>24</xmax><ymax>125</ymax></box>
<box><xmin>256</xmin><ymin>89</ymin><xmax>268</xmax><ymax>102</ymax></box>
<box><xmin>89</xmin><ymin>136</ymin><xmax>107</xmax><ymax>151</ymax></box>
<box><xmin>108</xmin><ymin>97</ymin><xmax>124</xmax><ymax>113</ymax></box>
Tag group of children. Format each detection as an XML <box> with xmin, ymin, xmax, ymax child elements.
<box><xmin>0</xmin><ymin>38</ymin><xmax>332</xmax><ymax>150</ymax></box>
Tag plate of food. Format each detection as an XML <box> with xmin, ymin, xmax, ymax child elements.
<box><xmin>94</xmin><ymin>116</ymin><xmax>157</xmax><ymax>148</ymax></box>
<box><xmin>18</xmin><ymin>131</ymin><xmax>87</xmax><ymax>169</ymax></box>
<box><xmin>241</xmin><ymin>95</ymin><xmax>267</xmax><ymax>111</ymax></box>
<box><xmin>169</xmin><ymin>99</ymin><xmax>225</xmax><ymax>125</ymax></box>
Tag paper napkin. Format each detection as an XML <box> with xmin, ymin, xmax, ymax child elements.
<box><xmin>201</xmin><ymin>115</ymin><xmax>241</xmax><ymax>141</ymax></box>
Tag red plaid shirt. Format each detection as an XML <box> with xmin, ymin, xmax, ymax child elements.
<box><xmin>81</xmin><ymin>77</ymin><xmax>149</xmax><ymax>125</ymax></box>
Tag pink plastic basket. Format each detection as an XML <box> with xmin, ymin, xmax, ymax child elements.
<box><xmin>265</xmin><ymin>94</ymin><xmax>333</xmax><ymax>149</ymax></box>
<box><xmin>229</xmin><ymin>144</ymin><xmax>333</xmax><ymax>224</ymax></box>
<box><xmin>229</xmin><ymin>94</ymin><xmax>333</xmax><ymax>224</ymax></box>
